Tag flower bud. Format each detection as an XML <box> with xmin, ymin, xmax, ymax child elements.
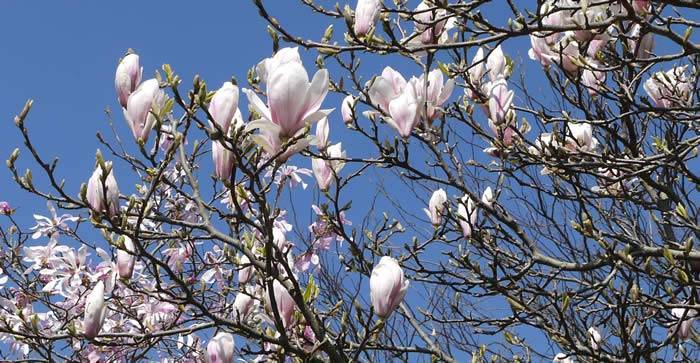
<box><xmin>83</xmin><ymin>281</ymin><xmax>107</xmax><ymax>339</ymax></box>
<box><xmin>354</xmin><ymin>0</ymin><xmax>381</xmax><ymax>37</ymax></box>
<box><xmin>123</xmin><ymin>79</ymin><xmax>163</xmax><ymax>142</ymax></box>
<box><xmin>86</xmin><ymin>162</ymin><xmax>120</xmax><ymax>217</ymax></box>
<box><xmin>369</xmin><ymin>256</ymin><xmax>409</xmax><ymax>318</ymax></box>
<box><xmin>238</xmin><ymin>255</ymin><xmax>254</xmax><ymax>284</ymax></box>
<box><xmin>341</xmin><ymin>95</ymin><xmax>355</xmax><ymax>124</ymax></box>
<box><xmin>233</xmin><ymin>293</ymin><xmax>254</xmax><ymax>321</ymax></box>
<box><xmin>265</xmin><ymin>280</ymin><xmax>296</xmax><ymax>328</ymax></box>
<box><xmin>423</xmin><ymin>188</ymin><xmax>447</xmax><ymax>225</ymax></box>
<box><xmin>588</xmin><ymin>326</ymin><xmax>602</xmax><ymax>351</ymax></box>
<box><xmin>115</xmin><ymin>53</ymin><xmax>142</xmax><ymax>108</ymax></box>
<box><xmin>116</xmin><ymin>236</ymin><xmax>136</xmax><ymax>280</ymax></box>
<box><xmin>206</xmin><ymin>332</ymin><xmax>234</xmax><ymax>363</ymax></box>
<box><xmin>457</xmin><ymin>194</ymin><xmax>477</xmax><ymax>238</ymax></box>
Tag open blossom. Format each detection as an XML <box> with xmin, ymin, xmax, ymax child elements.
<box><xmin>30</xmin><ymin>201</ymin><xmax>79</xmax><ymax>240</ymax></box>
<box><xmin>86</xmin><ymin>162</ymin><xmax>120</xmax><ymax>217</ymax></box>
<box><xmin>116</xmin><ymin>236</ymin><xmax>136</xmax><ymax>280</ymax></box>
<box><xmin>386</xmin><ymin>78</ymin><xmax>422</xmax><ymax>138</ymax></box>
<box><xmin>671</xmin><ymin>307</ymin><xmax>697</xmax><ymax>341</ymax></box>
<box><xmin>486</xmin><ymin>79</ymin><xmax>514</xmax><ymax>126</ymax></box>
<box><xmin>0</xmin><ymin>201</ymin><xmax>10</xmax><ymax>214</ymax></box>
<box><xmin>114</xmin><ymin>52</ymin><xmax>142</xmax><ymax>108</ymax></box>
<box><xmin>354</xmin><ymin>0</ymin><xmax>381</xmax><ymax>36</ymax></box>
<box><xmin>206</xmin><ymin>332</ymin><xmax>234</xmax><ymax>363</ymax></box>
<box><xmin>643</xmin><ymin>66</ymin><xmax>694</xmax><ymax>108</ymax></box>
<box><xmin>565</xmin><ymin>122</ymin><xmax>598</xmax><ymax>152</ymax></box>
<box><xmin>368</xmin><ymin>66</ymin><xmax>407</xmax><ymax>113</ymax></box>
<box><xmin>423</xmin><ymin>188</ymin><xmax>447</xmax><ymax>225</ymax></box>
<box><xmin>123</xmin><ymin>79</ymin><xmax>165</xmax><ymax>142</ymax></box>
<box><xmin>312</xmin><ymin>142</ymin><xmax>346</xmax><ymax>191</ymax></box>
<box><xmin>370</xmin><ymin>256</ymin><xmax>409</xmax><ymax>318</ymax></box>
<box><xmin>83</xmin><ymin>281</ymin><xmax>107</xmax><ymax>339</ymax></box>
<box><xmin>588</xmin><ymin>327</ymin><xmax>602</xmax><ymax>351</ymax></box>
<box><xmin>244</xmin><ymin>48</ymin><xmax>331</xmax><ymax>160</ymax></box>
<box><xmin>414</xmin><ymin>69</ymin><xmax>454</xmax><ymax>121</ymax></box>
<box><xmin>457</xmin><ymin>194</ymin><xmax>477</xmax><ymax>238</ymax></box>
<box><xmin>266</xmin><ymin>280</ymin><xmax>295</xmax><ymax>328</ymax></box>
<box><xmin>256</xmin><ymin>47</ymin><xmax>302</xmax><ymax>84</ymax></box>
<box><xmin>341</xmin><ymin>95</ymin><xmax>356</xmax><ymax>124</ymax></box>
<box><xmin>208</xmin><ymin>82</ymin><xmax>240</xmax><ymax>134</ymax></box>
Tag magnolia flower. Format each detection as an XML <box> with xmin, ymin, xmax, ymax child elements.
<box><xmin>414</xmin><ymin>69</ymin><xmax>454</xmax><ymax>121</ymax></box>
<box><xmin>414</xmin><ymin>1</ymin><xmax>448</xmax><ymax>44</ymax></box>
<box><xmin>341</xmin><ymin>95</ymin><xmax>356</xmax><ymax>124</ymax></box>
<box><xmin>208</xmin><ymin>82</ymin><xmax>240</xmax><ymax>134</ymax></box>
<box><xmin>581</xmin><ymin>60</ymin><xmax>606</xmax><ymax>96</ymax></box>
<box><xmin>553</xmin><ymin>353</ymin><xmax>573</xmax><ymax>363</ymax></box>
<box><xmin>529</xmin><ymin>34</ymin><xmax>556</xmax><ymax>67</ymax></box>
<box><xmin>0</xmin><ymin>201</ymin><xmax>10</xmax><ymax>214</ymax></box>
<box><xmin>481</xmin><ymin>187</ymin><xmax>495</xmax><ymax>207</ymax></box>
<box><xmin>244</xmin><ymin>49</ymin><xmax>331</xmax><ymax>159</ymax></box>
<box><xmin>83</xmin><ymin>281</ymin><xmax>107</xmax><ymax>339</ymax></box>
<box><xmin>487</xmin><ymin>45</ymin><xmax>507</xmax><ymax>81</ymax></box>
<box><xmin>256</xmin><ymin>47</ymin><xmax>302</xmax><ymax>84</ymax></box>
<box><xmin>633</xmin><ymin>0</ymin><xmax>651</xmax><ymax>15</ymax></box>
<box><xmin>238</xmin><ymin>255</ymin><xmax>254</xmax><ymax>284</ymax></box>
<box><xmin>588</xmin><ymin>327</ymin><xmax>602</xmax><ymax>351</ymax></box>
<box><xmin>368</xmin><ymin>66</ymin><xmax>407</xmax><ymax>113</ymax></box>
<box><xmin>233</xmin><ymin>293</ymin><xmax>254</xmax><ymax>321</ymax></box>
<box><xmin>315</xmin><ymin>117</ymin><xmax>329</xmax><ymax>150</ymax></box>
<box><xmin>457</xmin><ymin>194</ymin><xmax>477</xmax><ymax>238</ymax></box>
<box><xmin>627</xmin><ymin>24</ymin><xmax>654</xmax><ymax>60</ymax></box>
<box><xmin>116</xmin><ymin>236</ymin><xmax>136</xmax><ymax>280</ymax></box>
<box><xmin>566</xmin><ymin>123</ymin><xmax>598</xmax><ymax>152</ymax></box>
<box><xmin>206</xmin><ymin>332</ymin><xmax>234</xmax><ymax>363</ymax></box>
<box><xmin>643</xmin><ymin>66</ymin><xmax>693</xmax><ymax>108</ymax></box>
<box><xmin>387</xmin><ymin>78</ymin><xmax>421</xmax><ymax>138</ymax></box>
<box><xmin>266</xmin><ymin>280</ymin><xmax>295</xmax><ymax>328</ymax></box>
<box><xmin>123</xmin><ymin>79</ymin><xmax>165</xmax><ymax>142</ymax></box>
<box><xmin>354</xmin><ymin>0</ymin><xmax>381</xmax><ymax>37</ymax></box>
<box><xmin>30</xmin><ymin>201</ymin><xmax>79</xmax><ymax>240</ymax></box>
<box><xmin>465</xmin><ymin>47</ymin><xmax>486</xmax><ymax>100</ymax></box>
<box><xmin>552</xmin><ymin>35</ymin><xmax>581</xmax><ymax>74</ymax></box>
<box><xmin>212</xmin><ymin>139</ymin><xmax>235</xmax><ymax>181</ymax></box>
<box><xmin>529</xmin><ymin>132</ymin><xmax>561</xmax><ymax>158</ymax></box>
<box><xmin>114</xmin><ymin>53</ymin><xmax>142</xmax><ymax>108</ymax></box>
<box><xmin>273</xmin><ymin>226</ymin><xmax>290</xmax><ymax>252</ymax></box>
<box><xmin>369</xmin><ymin>256</ymin><xmax>409</xmax><ymax>318</ymax></box>
<box><xmin>86</xmin><ymin>162</ymin><xmax>120</xmax><ymax>217</ymax></box>
<box><xmin>486</xmin><ymin>79</ymin><xmax>514</xmax><ymax>126</ymax></box>
<box><xmin>671</xmin><ymin>307</ymin><xmax>697</xmax><ymax>341</ymax></box>
<box><xmin>312</xmin><ymin>142</ymin><xmax>346</xmax><ymax>191</ymax></box>
<box><xmin>423</xmin><ymin>188</ymin><xmax>447</xmax><ymax>225</ymax></box>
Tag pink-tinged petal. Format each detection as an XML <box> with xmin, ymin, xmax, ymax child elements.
<box><xmin>242</xmin><ymin>89</ymin><xmax>272</xmax><ymax>121</ymax></box>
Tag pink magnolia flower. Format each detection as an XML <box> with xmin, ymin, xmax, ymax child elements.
<box><xmin>312</xmin><ymin>142</ymin><xmax>346</xmax><ymax>191</ymax></box>
<box><xmin>370</xmin><ymin>256</ymin><xmax>409</xmax><ymax>318</ymax></box>
<box><xmin>114</xmin><ymin>52</ymin><xmax>142</xmax><ymax>108</ymax></box>
<box><xmin>354</xmin><ymin>0</ymin><xmax>381</xmax><ymax>37</ymax></box>
<box><xmin>565</xmin><ymin>122</ymin><xmax>599</xmax><ymax>152</ymax></box>
<box><xmin>233</xmin><ymin>292</ymin><xmax>254</xmax><ymax>321</ymax></box>
<box><xmin>486</xmin><ymin>45</ymin><xmax>507</xmax><ymax>81</ymax></box>
<box><xmin>123</xmin><ymin>79</ymin><xmax>165</xmax><ymax>142</ymax></box>
<box><xmin>0</xmin><ymin>201</ymin><xmax>10</xmax><ymax>215</ymax></box>
<box><xmin>581</xmin><ymin>60</ymin><xmax>606</xmax><ymax>96</ymax></box>
<box><xmin>423</xmin><ymin>188</ymin><xmax>447</xmax><ymax>226</ymax></box>
<box><xmin>244</xmin><ymin>49</ymin><xmax>331</xmax><ymax>159</ymax></box>
<box><xmin>481</xmin><ymin>187</ymin><xmax>495</xmax><ymax>207</ymax></box>
<box><xmin>414</xmin><ymin>69</ymin><xmax>454</xmax><ymax>121</ymax></box>
<box><xmin>485</xmin><ymin>79</ymin><xmax>514</xmax><ymax>126</ymax></box>
<box><xmin>386</xmin><ymin>78</ymin><xmax>422</xmax><ymax>138</ymax></box>
<box><xmin>671</xmin><ymin>307</ymin><xmax>697</xmax><ymax>341</ymax></box>
<box><xmin>315</xmin><ymin>117</ymin><xmax>329</xmax><ymax>150</ymax></box>
<box><xmin>368</xmin><ymin>66</ymin><xmax>407</xmax><ymax>113</ymax></box>
<box><xmin>627</xmin><ymin>24</ymin><xmax>654</xmax><ymax>60</ymax></box>
<box><xmin>256</xmin><ymin>47</ymin><xmax>302</xmax><ymax>84</ymax></box>
<box><xmin>268</xmin><ymin>165</ymin><xmax>313</xmax><ymax>190</ymax></box>
<box><xmin>413</xmin><ymin>1</ymin><xmax>448</xmax><ymax>44</ymax></box>
<box><xmin>206</xmin><ymin>332</ymin><xmax>234</xmax><ymax>363</ymax></box>
<box><xmin>266</xmin><ymin>280</ymin><xmax>295</xmax><ymax>328</ymax></box>
<box><xmin>86</xmin><ymin>162</ymin><xmax>120</xmax><ymax>217</ymax></box>
<box><xmin>83</xmin><ymin>281</ymin><xmax>107</xmax><ymax>339</ymax></box>
<box><xmin>633</xmin><ymin>0</ymin><xmax>651</xmax><ymax>15</ymax></box>
<box><xmin>643</xmin><ymin>66</ymin><xmax>693</xmax><ymax>108</ymax></box>
<box><xmin>30</xmin><ymin>201</ymin><xmax>79</xmax><ymax>240</ymax></box>
<box><xmin>341</xmin><ymin>95</ymin><xmax>356</xmax><ymax>124</ymax></box>
<box><xmin>208</xmin><ymin>82</ymin><xmax>240</xmax><ymax>134</ymax></box>
<box><xmin>238</xmin><ymin>255</ymin><xmax>254</xmax><ymax>284</ymax></box>
<box><xmin>465</xmin><ymin>47</ymin><xmax>487</xmax><ymax>100</ymax></box>
<box><xmin>212</xmin><ymin>138</ymin><xmax>236</xmax><ymax>182</ymax></box>
<box><xmin>116</xmin><ymin>236</ymin><xmax>136</xmax><ymax>280</ymax></box>
<box><xmin>588</xmin><ymin>326</ymin><xmax>602</xmax><ymax>351</ymax></box>
<box><xmin>457</xmin><ymin>194</ymin><xmax>477</xmax><ymax>238</ymax></box>
<box><xmin>529</xmin><ymin>35</ymin><xmax>556</xmax><ymax>67</ymax></box>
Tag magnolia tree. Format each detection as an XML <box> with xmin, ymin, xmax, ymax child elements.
<box><xmin>0</xmin><ymin>0</ymin><xmax>698</xmax><ymax>362</ymax></box>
